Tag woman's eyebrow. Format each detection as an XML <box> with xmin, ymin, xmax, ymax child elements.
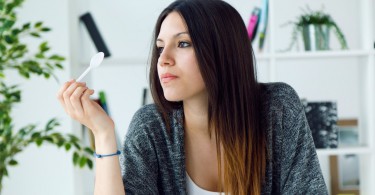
<box><xmin>157</xmin><ymin>32</ymin><xmax>189</xmax><ymax>42</ymax></box>
<box><xmin>174</xmin><ymin>32</ymin><xmax>189</xmax><ymax>37</ymax></box>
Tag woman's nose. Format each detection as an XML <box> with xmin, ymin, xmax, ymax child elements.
<box><xmin>158</xmin><ymin>47</ymin><xmax>175</xmax><ymax>66</ymax></box>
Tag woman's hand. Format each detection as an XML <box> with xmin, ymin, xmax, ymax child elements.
<box><xmin>57</xmin><ymin>80</ymin><xmax>115</xmax><ymax>138</ymax></box>
<box><xmin>58</xmin><ymin>80</ymin><xmax>125</xmax><ymax>195</ymax></box>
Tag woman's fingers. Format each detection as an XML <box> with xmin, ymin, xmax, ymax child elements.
<box><xmin>81</xmin><ymin>88</ymin><xmax>94</xmax><ymax>111</ymax></box>
<box><xmin>58</xmin><ymin>82</ymin><xmax>114</xmax><ymax>136</ymax></box>
<box><xmin>57</xmin><ymin>80</ymin><xmax>74</xmax><ymax>107</ymax></box>
<box><xmin>70</xmin><ymin>86</ymin><xmax>89</xmax><ymax>117</ymax></box>
<box><xmin>62</xmin><ymin>81</ymin><xmax>86</xmax><ymax>118</ymax></box>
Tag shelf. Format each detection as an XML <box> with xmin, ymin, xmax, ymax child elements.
<box><xmin>254</xmin><ymin>50</ymin><xmax>375</xmax><ymax>61</ymax></box>
<box><xmin>274</xmin><ymin>50</ymin><xmax>373</xmax><ymax>59</ymax></box>
<box><xmin>316</xmin><ymin>146</ymin><xmax>373</xmax><ymax>156</ymax></box>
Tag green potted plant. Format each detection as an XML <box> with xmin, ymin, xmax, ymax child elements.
<box><xmin>284</xmin><ymin>6</ymin><xmax>348</xmax><ymax>51</ymax></box>
<box><xmin>0</xmin><ymin>0</ymin><xmax>93</xmax><ymax>192</ymax></box>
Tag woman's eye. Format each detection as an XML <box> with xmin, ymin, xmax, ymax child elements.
<box><xmin>157</xmin><ymin>47</ymin><xmax>164</xmax><ymax>54</ymax></box>
<box><xmin>178</xmin><ymin>41</ymin><xmax>190</xmax><ymax>48</ymax></box>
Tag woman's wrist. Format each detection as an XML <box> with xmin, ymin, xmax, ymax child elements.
<box><xmin>94</xmin><ymin>129</ymin><xmax>118</xmax><ymax>154</ymax></box>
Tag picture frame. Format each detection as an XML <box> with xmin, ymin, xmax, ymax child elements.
<box><xmin>337</xmin><ymin>119</ymin><xmax>359</xmax><ymax>147</ymax></box>
<box><xmin>330</xmin><ymin>119</ymin><xmax>360</xmax><ymax>195</ymax></box>
<box><xmin>330</xmin><ymin>155</ymin><xmax>360</xmax><ymax>195</ymax></box>
<box><xmin>302</xmin><ymin>101</ymin><xmax>338</xmax><ymax>148</ymax></box>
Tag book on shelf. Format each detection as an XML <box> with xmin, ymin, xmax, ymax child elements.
<box><xmin>99</xmin><ymin>91</ymin><xmax>109</xmax><ymax>115</ymax></box>
<box><xmin>247</xmin><ymin>7</ymin><xmax>261</xmax><ymax>42</ymax></box>
<box><xmin>257</xmin><ymin>0</ymin><xmax>269</xmax><ymax>52</ymax></box>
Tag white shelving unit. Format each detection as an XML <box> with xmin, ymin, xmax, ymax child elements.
<box><xmin>246</xmin><ymin>0</ymin><xmax>375</xmax><ymax>194</ymax></box>
<box><xmin>317</xmin><ymin>147</ymin><xmax>373</xmax><ymax>156</ymax></box>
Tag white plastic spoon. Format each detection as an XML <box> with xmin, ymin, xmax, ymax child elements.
<box><xmin>76</xmin><ymin>52</ymin><xmax>104</xmax><ymax>82</ymax></box>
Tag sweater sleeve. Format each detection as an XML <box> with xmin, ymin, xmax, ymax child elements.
<box><xmin>280</xmin><ymin>87</ymin><xmax>328</xmax><ymax>194</ymax></box>
<box><xmin>121</xmin><ymin>109</ymin><xmax>159</xmax><ymax>195</ymax></box>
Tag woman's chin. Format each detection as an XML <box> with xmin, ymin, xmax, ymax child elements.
<box><xmin>164</xmin><ymin>94</ymin><xmax>182</xmax><ymax>102</ymax></box>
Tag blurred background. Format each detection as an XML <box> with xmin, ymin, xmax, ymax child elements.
<box><xmin>2</xmin><ymin>0</ymin><xmax>374</xmax><ymax>194</ymax></box>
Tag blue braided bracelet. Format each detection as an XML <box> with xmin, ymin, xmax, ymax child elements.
<box><xmin>94</xmin><ymin>150</ymin><xmax>121</xmax><ymax>158</ymax></box>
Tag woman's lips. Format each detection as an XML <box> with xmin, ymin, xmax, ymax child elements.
<box><xmin>160</xmin><ymin>73</ymin><xmax>178</xmax><ymax>83</ymax></box>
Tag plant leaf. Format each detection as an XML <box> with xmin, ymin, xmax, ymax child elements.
<box><xmin>41</xmin><ymin>27</ymin><xmax>50</xmax><ymax>32</ymax></box>
<box><xmin>67</xmin><ymin>134</ymin><xmax>80</xmax><ymax>142</ymax></box>
<box><xmin>57</xmin><ymin>139</ymin><xmax>64</xmax><ymax>147</ymax></box>
<box><xmin>35</xmin><ymin>53</ymin><xmax>44</xmax><ymax>58</ymax></box>
<box><xmin>73</xmin><ymin>152</ymin><xmax>79</xmax><ymax>165</ymax></box>
<box><xmin>64</xmin><ymin>143</ymin><xmax>71</xmax><ymax>151</ymax></box>
<box><xmin>87</xmin><ymin>159</ymin><xmax>93</xmax><ymax>169</ymax></box>
<box><xmin>43</xmin><ymin>72</ymin><xmax>50</xmax><ymax>78</ymax></box>
<box><xmin>4</xmin><ymin>35</ymin><xmax>14</xmax><ymax>44</ymax></box>
<box><xmin>22</xmin><ymin>22</ymin><xmax>31</xmax><ymax>30</ymax></box>
<box><xmin>34</xmin><ymin>21</ymin><xmax>43</xmax><ymax>28</ymax></box>
<box><xmin>35</xmin><ymin>138</ymin><xmax>43</xmax><ymax>146</ymax></box>
<box><xmin>39</xmin><ymin>41</ymin><xmax>49</xmax><ymax>52</ymax></box>
<box><xmin>72</xmin><ymin>142</ymin><xmax>81</xmax><ymax>150</ymax></box>
<box><xmin>31</xmin><ymin>132</ymin><xmax>41</xmax><ymax>139</ymax></box>
<box><xmin>83</xmin><ymin>147</ymin><xmax>94</xmax><ymax>155</ymax></box>
<box><xmin>8</xmin><ymin>159</ymin><xmax>18</xmax><ymax>166</ymax></box>
<box><xmin>55</xmin><ymin>63</ymin><xmax>63</xmax><ymax>69</ymax></box>
<box><xmin>49</xmin><ymin>55</ymin><xmax>65</xmax><ymax>61</ymax></box>
<box><xmin>3</xmin><ymin>20</ymin><xmax>16</xmax><ymax>30</ymax></box>
<box><xmin>79</xmin><ymin>156</ymin><xmax>87</xmax><ymax>168</ymax></box>
<box><xmin>11</xmin><ymin>28</ymin><xmax>21</xmax><ymax>36</ymax></box>
<box><xmin>43</xmin><ymin>136</ymin><xmax>53</xmax><ymax>143</ymax></box>
<box><xmin>45</xmin><ymin>118</ymin><xmax>59</xmax><ymax>131</ymax></box>
<box><xmin>30</xmin><ymin>32</ymin><xmax>40</xmax><ymax>37</ymax></box>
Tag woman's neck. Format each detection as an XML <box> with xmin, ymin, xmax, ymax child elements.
<box><xmin>183</xmin><ymin>95</ymin><xmax>211</xmax><ymax>139</ymax></box>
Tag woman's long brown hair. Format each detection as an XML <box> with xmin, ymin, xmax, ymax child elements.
<box><xmin>149</xmin><ymin>0</ymin><xmax>267</xmax><ymax>194</ymax></box>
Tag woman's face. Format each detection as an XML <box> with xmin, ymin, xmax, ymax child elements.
<box><xmin>156</xmin><ymin>11</ymin><xmax>206</xmax><ymax>102</ymax></box>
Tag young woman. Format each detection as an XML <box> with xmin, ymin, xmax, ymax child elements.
<box><xmin>57</xmin><ymin>0</ymin><xmax>328</xmax><ymax>194</ymax></box>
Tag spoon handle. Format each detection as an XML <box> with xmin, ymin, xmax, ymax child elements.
<box><xmin>76</xmin><ymin>67</ymin><xmax>91</xmax><ymax>82</ymax></box>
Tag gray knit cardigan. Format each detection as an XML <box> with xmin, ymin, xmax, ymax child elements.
<box><xmin>120</xmin><ymin>82</ymin><xmax>328</xmax><ymax>194</ymax></box>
